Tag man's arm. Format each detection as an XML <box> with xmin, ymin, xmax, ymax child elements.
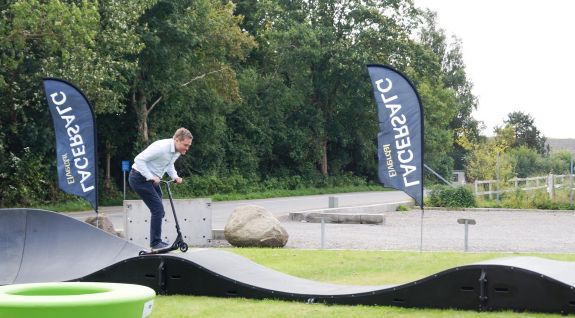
<box><xmin>134</xmin><ymin>143</ymin><xmax>161</xmax><ymax>181</ymax></box>
<box><xmin>166</xmin><ymin>164</ymin><xmax>180</xmax><ymax>183</ymax></box>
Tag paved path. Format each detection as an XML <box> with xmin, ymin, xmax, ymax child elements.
<box><xmin>284</xmin><ymin>209</ymin><xmax>575</xmax><ymax>253</ymax></box>
<box><xmin>208</xmin><ymin>191</ymin><xmax>410</xmax><ymax>227</ymax></box>
<box><xmin>68</xmin><ymin>192</ymin><xmax>575</xmax><ymax>253</ymax></box>
<box><xmin>69</xmin><ymin>191</ymin><xmax>411</xmax><ymax>228</ymax></box>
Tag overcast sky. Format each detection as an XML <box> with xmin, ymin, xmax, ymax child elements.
<box><xmin>413</xmin><ymin>0</ymin><xmax>575</xmax><ymax>139</ymax></box>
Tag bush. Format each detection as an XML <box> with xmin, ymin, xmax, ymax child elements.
<box><xmin>396</xmin><ymin>205</ymin><xmax>410</xmax><ymax>212</ymax></box>
<box><xmin>499</xmin><ymin>189</ymin><xmax>528</xmax><ymax>209</ymax></box>
<box><xmin>429</xmin><ymin>185</ymin><xmax>476</xmax><ymax>208</ymax></box>
<box><xmin>0</xmin><ymin>149</ymin><xmax>52</xmax><ymax>207</ymax></box>
<box><xmin>171</xmin><ymin>172</ymin><xmax>373</xmax><ymax>198</ymax></box>
<box><xmin>482</xmin><ymin>188</ymin><xmax>575</xmax><ymax>210</ymax></box>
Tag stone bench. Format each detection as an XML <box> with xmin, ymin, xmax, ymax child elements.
<box><xmin>288</xmin><ymin>201</ymin><xmax>412</xmax><ymax>225</ymax></box>
<box><xmin>290</xmin><ymin>212</ymin><xmax>385</xmax><ymax>224</ymax></box>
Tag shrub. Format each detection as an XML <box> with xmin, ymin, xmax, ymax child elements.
<box><xmin>500</xmin><ymin>189</ymin><xmax>529</xmax><ymax>209</ymax></box>
<box><xmin>396</xmin><ymin>205</ymin><xmax>409</xmax><ymax>212</ymax></box>
<box><xmin>428</xmin><ymin>185</ymin><xmax>476</xmax><ymax>208</ymax></box>
<box><xmin>485</xmin><ymin>188</ymin><xmax>575</xmax><ymax>210</ymax></box>
<box><xmin>170</xmin><ymin>172</ymin><xmax>374</xmax><ymax>198</ymax></box>
<box><xmin>0</xmin><ymin>149</ymin><xmax>51</xmax><ymax>207</ymax></box>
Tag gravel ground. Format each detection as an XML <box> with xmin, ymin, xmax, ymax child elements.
<box><xmin>211</xmin><ymin>209</ymin><xmax>575</xmax><ymax>253</ymax></box>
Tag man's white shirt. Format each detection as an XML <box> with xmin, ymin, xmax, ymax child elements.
<box><xmin>133</xmin><ymin>139</ymin><xmax>180</xmax><ymax>181</ymax></box>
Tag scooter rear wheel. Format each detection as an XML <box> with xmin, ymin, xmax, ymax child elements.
<box><xmin>179</xmin><ymin>242</ymin><xmax>188</xmax><ymax>252</ymax></box>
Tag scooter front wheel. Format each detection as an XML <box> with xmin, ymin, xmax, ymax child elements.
<box><xmin>179</xmin><ymin>242</ymin><xmax>188</xmax><ymax>253</ymax></box>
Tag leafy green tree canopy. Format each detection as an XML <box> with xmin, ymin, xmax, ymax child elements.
<box><xmin>502</xmin><ymin>111</ymin><xmax>547</xmax><ymax>155</ymax></box>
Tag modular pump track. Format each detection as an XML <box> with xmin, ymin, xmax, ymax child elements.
<box><xmin>1</xmin><ymin>208</ymin><xmax>575</xmax><ymax>314</ymax></box>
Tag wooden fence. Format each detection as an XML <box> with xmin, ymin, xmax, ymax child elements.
<box><xmin>474</xmin><ymin>174</ymin><xmax>574</xmax><ymax>199</ymax></box>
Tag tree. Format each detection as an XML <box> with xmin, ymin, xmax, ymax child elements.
<box><xmin>417</xmin><ymin>10</ymin><xmax>480</xmax><ymax>170</ymax></box>
<box><xmin>0</xmin><ymin>0</ymin><xmax>485</xmax><ymax>205</ymax></box>
<box><xmin>236</xmin><ymin>0</ymin><xmax>424</xmax><ymax>177</ymax></box>
<box><xmin>545</xmin><ymin>150</ymin><xmax>573</xmax><ymax>175</ymax></box>
<box><xmin>504</xmin><ymin>111</ymin><xmax>547</xmax><ymax>155</ymax></box>
<box><xmin>230</xmin><ymin>0</ymin><xmax>324</xmax><ymax>177</ymax></box>
<box><xmin>131</xmin><ymin>0</ymin><xmax>255</xmax><ymax>146</ymax></box>
<box><xmin>465</xmin><ymin>125</ymin><xmax>514</xmax><ymax>182</ymax></box>
<box><xmin>508</xmin><ymin>146</ymin><xmax>543</xmax><ymax>178</ymax></box>
<box><xmin>0</xmin><ymin>0</ymin><xmax>105</xmax><ymax>205</ymax></box>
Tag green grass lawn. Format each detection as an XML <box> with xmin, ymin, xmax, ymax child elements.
<box><xmin>210</xmin><ymin>185</ymin><xmax>388</xmax><ymax>201</ymax></box>
<box><xmin>150</xmin><ymin>249</ymin><xmax>573</xmax><ymax>318</ymax></box>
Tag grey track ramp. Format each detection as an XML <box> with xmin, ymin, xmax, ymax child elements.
<box><xmin>0</xmin><ymin>208</ymin><xmax>141</xmax><ymax>284</ymax></box>
<box><xmin>475</xmin><ymin>256</ymin><xmax>575</xmax><ymax>287</ymax></box>
<box><xmin>3</xmin><ymin>208</ymin><xmax>575</xmax><ymax>314</ymax></box>
<box><xmin>0</xmin><ymin>209</ymin><xmax>26</xmax><ymax>285</ymax></box>
<box><xmin>169</xmin><ymin>249</ymin><xmax>395</xmax><ymax>295</ymax></box>
<box><xmin>0</xmin><ymin>209</ymin><xmax>386</xmax><ymax>294</ymax></box>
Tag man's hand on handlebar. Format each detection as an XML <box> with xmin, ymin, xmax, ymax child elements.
<box><xmin>152</xmin><ymin>177</ymin><xmax>182</xmax><ymax>185</ymax></box>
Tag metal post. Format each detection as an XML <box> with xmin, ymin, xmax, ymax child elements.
<box><xmin>570</xmin><ymin>158</ymin><xmax>574</xmax><ymax>208</ymax></box>
<box><xmin>458</xmin><ymin>219</ymin><xmax>476</xmax><ymax>252</ymax></box>
<box><xmin>328</xmin><ymin>196</ymin><xmax>338</xmax><ymax>208</ymax></box>
<box><xmin>496</xmin><ymin>152</ymin><xmax>500</xmax><ymax>206</ymax></box>
<box><xmin>419</xmin><ymin>209</ymin><xmax>424</xmax><ymax>252</ymax></box>
<box><xmin>424</xmin><ymin>164</ymin><xmax>452</xmax><ymax>186</ymax></box>
<box><xmin>464</xmin><ymin>221</ymin><xmax>469</xmax><ymax>252</ymax></box>
<box><xmin>121</xmin><ymin>160</ymin><xmax>130</xmax><ymax>201</ymax></box>
<box><xmin>320</xmin><ymin>217</ymin><xmax>325</xmax><ymax>249</ymax></box>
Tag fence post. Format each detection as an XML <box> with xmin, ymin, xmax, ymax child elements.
<box><xmin>571</xmin><ymin>159</ymin><xmax>574</xmax><ymax>208</ymax></box>
<box><xmin>496</xmin><ymin>152</ymin><xmax>500</xmax><ymax>206</ymax></box>
<box><xmin>547</xmin><ymin>173</ymin><xmax>555</xmax><ymax>200</ymax></box>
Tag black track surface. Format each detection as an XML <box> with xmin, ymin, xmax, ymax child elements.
<box><xmin>1</xmin><ymin>209</ymin><xmax>574</xmax><ymax>314</ymax></box>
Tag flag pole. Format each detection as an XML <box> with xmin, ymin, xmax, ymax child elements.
<box><xmin>419</xmin><ymin>207</ymin><xmax>424</xmax><ymax>252</ymax></box>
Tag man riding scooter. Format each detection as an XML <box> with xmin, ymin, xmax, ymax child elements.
<box><xmin>129</xmin><ymin>128</ymin><xmax>192</xmax><ymax>251</ymax></box>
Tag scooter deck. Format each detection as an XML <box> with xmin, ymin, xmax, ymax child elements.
<box><xmin>139</xmin><ymin>247</ymin><xmax>177</xmax><ymax>255</ymax></box>
<box><xmin>139</xmin><ymin>237</ymin><xmax>188</xmax><ymax>255</ymax></box>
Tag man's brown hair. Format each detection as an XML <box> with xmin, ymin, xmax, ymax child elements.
<box><xmin>173</xmin><ymin>128</ymin><xmax>193</xmax><ymax>141</ymax></box>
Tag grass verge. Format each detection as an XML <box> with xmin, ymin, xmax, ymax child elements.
<box><xmin>209</xmin><ymin>185</ymin><xmax>388</xmax><ymax>201</ymax></box>
<box><xmin>30</xmin><ymin>185</ymin><xmax>390</xmax><ymax>212</ymax></box>
<box><xmin>150</xmin><ymin>248</ymin><xmax>572</xmax><ymax>318</ymax></box>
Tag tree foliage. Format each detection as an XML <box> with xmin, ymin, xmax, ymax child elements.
<box><xmin>503</xmin><ymin>111</ymin><xmax>547</xmax><ymax>155</ymax></box>
<box><xmin>466</xmin><ymin>115</ymin><xmax>563</xmax><ymax>183</ymax></box>
<box><xmin>417</xmin><ymin>10</ymin><xmax>480</xmax><ymax>173</ymax></box>
<box><xmin>0</xmin><ymin>0</ymin><xmax>482</xmax><ymax>207</ymax></box>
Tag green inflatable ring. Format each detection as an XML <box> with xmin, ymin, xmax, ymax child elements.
<box><xmin>0</xmin><ymin>282</ymin><xmax>156</xmax><ymax>318</ymax></box>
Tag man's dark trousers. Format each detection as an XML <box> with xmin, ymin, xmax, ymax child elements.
<box><xmin>128</xmin><ymin>169</ymin><xmax>165</xmax><ymax>247</ymax></box>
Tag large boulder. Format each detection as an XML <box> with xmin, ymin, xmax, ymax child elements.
<box><xmin>85</xmin><ymin>214</ymin><xmax>123</xmax><ymax>237</ymax></box>
<box><xmin>224</xmin><ymin>205</ymin><xmax>289</xmax><ymax>247</ymax></box>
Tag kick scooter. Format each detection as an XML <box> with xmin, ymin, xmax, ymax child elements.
<box><xmin>139</xmin><ymin>180</ymin><xmax>189</xmax><ymax>255</ymax></box>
